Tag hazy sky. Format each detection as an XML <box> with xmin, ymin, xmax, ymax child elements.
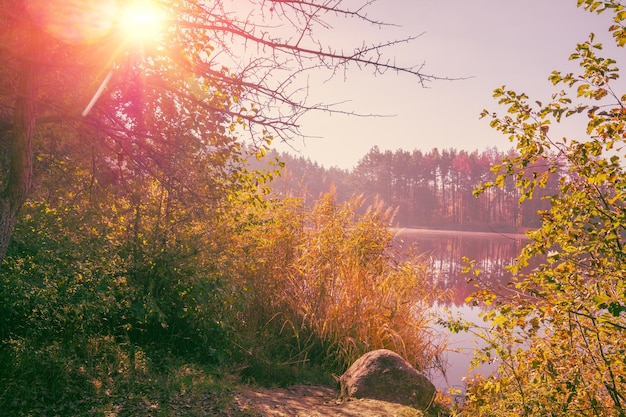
<box><xmin>273</xmin><ymin>0</ymin><xmax>618</xmax><ymax>169</ymax></box>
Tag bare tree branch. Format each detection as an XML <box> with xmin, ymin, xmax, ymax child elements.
<box><xmin>0</xmin><ymin>0</ymin><xmax>459</xmax><ymax>262</ymax></box>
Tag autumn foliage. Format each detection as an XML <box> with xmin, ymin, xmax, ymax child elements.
<box><xmin>226</xmin><ymin>192</ymin><xmax>443</xmax><ymax>382</ymax></box>
<box><xmin>450</xmin><ymin>1</ymin><xmax>626</xmax><ymax>416</ymax></box>
<box><xmin>0</xmin><ymin>159</ymin><xmax>442</xmax><ymax>413</ymax></box>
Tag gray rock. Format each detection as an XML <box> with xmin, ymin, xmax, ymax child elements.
<box><xmin>339</xmin><ymin>349</ymin><xmax>436</xmax><ymax>409</ymax></box>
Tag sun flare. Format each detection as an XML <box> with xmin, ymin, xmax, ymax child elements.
<box><xmin>117</xmin><ymin>0</ymin><xmax>164</xmax><ymax>45</ymax></box>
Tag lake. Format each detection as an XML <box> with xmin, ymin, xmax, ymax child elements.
<box><xmin>392</xmin><ymin>228</ymin><xmax>529</xmax><ymax>396</ymax></box>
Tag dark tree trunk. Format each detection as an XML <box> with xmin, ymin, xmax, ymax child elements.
<box><xmin>0</xmin><ymin>199</ymin><xmax>20</xmax><ymax>265</ymax></box>
<box><xmin>0</xmin><ymin>23</ymin><xmax>40</xmax><ymax>265</ymax></box>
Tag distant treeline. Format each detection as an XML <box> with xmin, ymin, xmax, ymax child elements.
<box><xmin>254</xmin><ymin>146</ymin><xmax>558</xmax><ymax>232</ymax></box>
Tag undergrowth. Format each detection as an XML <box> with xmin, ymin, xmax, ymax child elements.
<box><xmin>0</xmin><ymin>189</ymin><xmax>445</xmax><ymax>415</ymax></box>
<box><xmin>0</xmin><ymin>339</ymin><xmax>260</xmax><ymax>416</ymax></box>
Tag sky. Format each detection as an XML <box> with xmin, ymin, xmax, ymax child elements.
<box><xmin>273</xmin><ymin>0</ymin><xmax>619</xmax><ymax>170</ymax></box>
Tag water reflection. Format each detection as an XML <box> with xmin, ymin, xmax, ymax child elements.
<box><xmin>393</xmin><ymin>228</ymin><xmax>530</xmax><ymax>395</ymax></box>
<box><xmin>394</xmin><ymin>228</ymin><xmax>527</xmax><ymax>306</ymax></box>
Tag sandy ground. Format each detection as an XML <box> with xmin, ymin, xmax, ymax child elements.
<box><xmin>232</xmin><ymin>384</ymin><xmax>429</xmax><ymax>417</ymax></box>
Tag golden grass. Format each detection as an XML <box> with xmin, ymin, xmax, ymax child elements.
<box><xmin>232</xmin><ymin>192</ymin><xmax>445</xmax><ymax>377</ymax></box>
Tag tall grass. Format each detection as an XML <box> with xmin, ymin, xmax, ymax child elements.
<box><xmin>231</xmin><ymin>193</ymin><xmax>444</xmax><ymax>381</ymax></box>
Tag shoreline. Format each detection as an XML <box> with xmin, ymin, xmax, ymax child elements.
<box><xmin>391</xmin><ymin>227</ymin><xmax>530</xmax><ymax>241</ymax></box>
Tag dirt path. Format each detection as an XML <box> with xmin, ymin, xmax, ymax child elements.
<box><xmin>232</xmin><ymin>384</ymin><xmax>428</xmax><ymax>417</ymax></box>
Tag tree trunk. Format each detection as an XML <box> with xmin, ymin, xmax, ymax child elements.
<box><xmin>0</xmin><ymin>199</ymin><xmax>20</xmax><ymax>265</ymax></box>
<box><xmin>0</xmin><ymin>22</ymin><xmax>40</xmax><ymax>265</ymax></box>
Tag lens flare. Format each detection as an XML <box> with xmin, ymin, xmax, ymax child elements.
<box><xmin>117</xmin><ymin>1</ymin><xmax>164</xmax><ymax>46</ymax></box>
<box><xmin>25</xmin><ymin>0</ymin><xmax>164</xmax><ymax>46</ymax></box>
<box><xmin>25</xmin><ymin>0</ymin><xmax>116</xmax><ymax>44</ymax></box>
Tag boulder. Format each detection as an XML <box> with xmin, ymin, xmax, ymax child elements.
<box><xmin>339</xmin><ymin>349</ymin><xmax>436</xmax><ymax>409</ymax></box>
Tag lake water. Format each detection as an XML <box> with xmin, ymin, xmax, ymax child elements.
<box><xmin>392</xmin><ymin>228</ymin><xmax>529</xmax><ymax>395</ymax></box>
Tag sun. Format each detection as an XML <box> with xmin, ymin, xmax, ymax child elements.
<box><xmin>117</xmin><ymin>0</ymin><xmax>164</xmax><ymax>46</ymax></box>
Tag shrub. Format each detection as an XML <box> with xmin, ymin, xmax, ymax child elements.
<box><xmin>454</xmin><ymin>3</ymin><xmax>626</xmax><ymax>415</ymax></box>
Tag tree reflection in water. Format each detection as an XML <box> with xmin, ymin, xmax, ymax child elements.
<box><xmin>393</xmin><ymin>228</ymin><xmax>531</xmax><ymax>397</ymax></box>
<box><xmin>394</xmin><ymin>228</ymin><xmax>528</xmax><ymax>306</ymax></box>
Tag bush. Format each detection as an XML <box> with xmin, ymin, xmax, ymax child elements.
<box><xmin>0</xmin><ymin>187</ymin><xmax>237</xmax><ymax>413</ymax></box>
<box><xmin>454</xmin><ymin>3</ymin><xmax>626</xmax><ymax>415</ymax></box>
